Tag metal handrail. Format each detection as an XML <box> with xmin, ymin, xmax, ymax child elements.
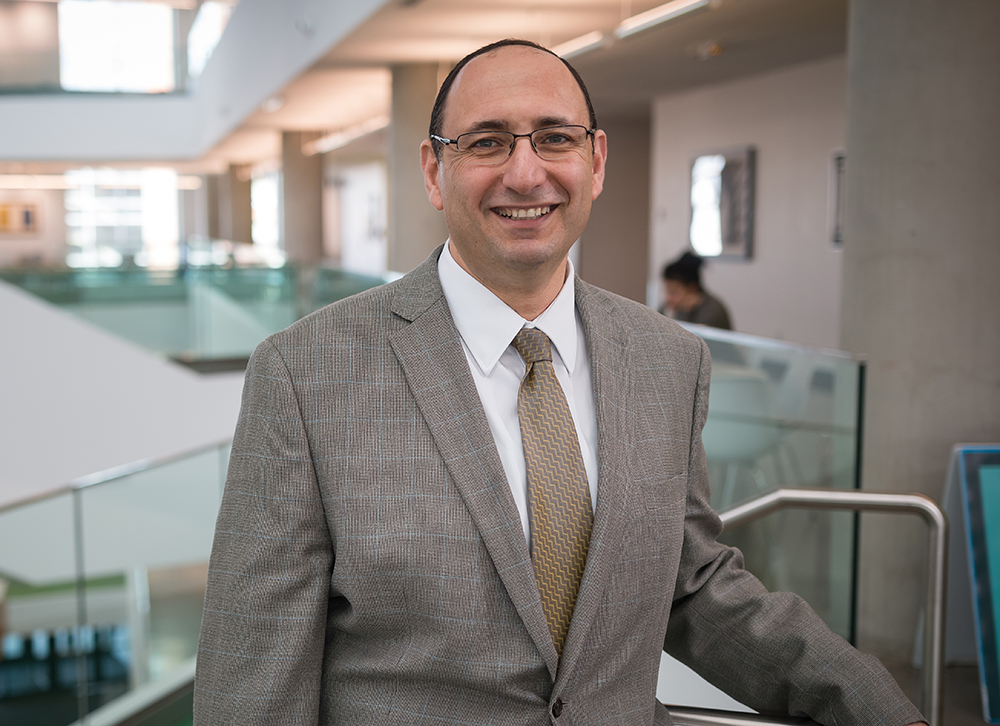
<box><xmin>0</xmin><ymin>437</ymin><xmax>232</xmax><ymax>515</ymax></box>
<box><xmin>668</xmin><ymin>706</ymin><xmax>816</xmax><ymax>726</ymax></box>
<box><xmin>714</xmin><ymin>487</ymin><xmax>946</xmax><ymax>726</ymax></box>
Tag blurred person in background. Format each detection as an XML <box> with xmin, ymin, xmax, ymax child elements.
<box><xmin>661</xmin><ymin>250</ymin><xmax>732</xmax><ymax>330</ymax></box>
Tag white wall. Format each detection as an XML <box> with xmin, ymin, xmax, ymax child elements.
<box><xmin>0</xmin><ymin>188</ymin><xmax>66</xmax><ymax>266</ymax></box>
<box><xmin>0</xmin><ymin>280</ymin><xmax>245</xmax><ymax>508</ymax></box>
<box><xmin>650</xmin><ymin>56</ymin><xmax>847</xmax><ymax>349</ymax></box>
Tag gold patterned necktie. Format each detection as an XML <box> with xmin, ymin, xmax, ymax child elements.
<box><xmin>512</xmin><ymin>327</ymin><xmax>593</xmax><ymax>657</ymax></box>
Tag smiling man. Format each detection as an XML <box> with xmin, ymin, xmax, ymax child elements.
<box><xmin>194</xmin><ymin>40</ymin><xmax>924</xmax><ymax>726</ymax></box>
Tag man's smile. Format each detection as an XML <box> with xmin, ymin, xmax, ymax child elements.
<box><xmin>493</xmin><ymin>205</ymin><xmax>555</xmax><ymax>220</ymax></box>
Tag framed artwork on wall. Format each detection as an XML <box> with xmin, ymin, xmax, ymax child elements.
<box><xmin>0</xmin><ymin>203</ymin><xmax>39</xmax><ymax>236</ymax></box>
<box><xmin>829</xmin><ymin>149</ymin><xmax>846</xmax><ymax>247</ymax></box>
<box><xmin>688</xmin><ymin>145</ymin><xmax>755</xmax><ymax>260</ymax></box>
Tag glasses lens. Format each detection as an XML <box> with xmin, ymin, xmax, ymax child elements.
<box><xmin>530</xmin><ymin>126</ymin><xmax>589</xmax><ymax>160</ymax></box>
<box><xmin>456</xmin><ymin>132</ymin><xmax>514</xmax><ymax>162</ymax></box>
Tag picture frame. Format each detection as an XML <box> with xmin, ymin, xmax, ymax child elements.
<box><xmin>688</xmin><ymin>145</ymin><xmax>755</xmax><ymax>260</ymax></box>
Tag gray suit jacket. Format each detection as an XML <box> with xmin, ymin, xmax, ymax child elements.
<box><xmin>194</xmin><ymin>248</ymin><xmax>922</xmax><ymax>726</ymax></box>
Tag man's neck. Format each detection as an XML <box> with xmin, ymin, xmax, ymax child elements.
<box><xmin>449</xmin><ymin>246</ymin><xmax>569</xmax><ymax>321</ymax></box>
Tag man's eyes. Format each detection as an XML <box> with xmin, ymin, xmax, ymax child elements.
<box><xmin>467</xmin><ymin>135</ymin><xmax>508</xmax><ymax>149</ymax></box>
<box><xmin>536</xmin><ymin>132</ymin><xmax>572</xmax><ymax>146</ymax></box>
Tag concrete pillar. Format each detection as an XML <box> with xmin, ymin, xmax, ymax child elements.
<box><xmin>388</xmin><ymin>63</ymin><xmax>448</xmax><ymax>274</ymax></box>
<box><xmin>205</xmin><ymin>173</ymin><xmax>220</xmax><ymax>240</ymax></box>
<box><xmin>841</xmin><ymin>0</ymin><xmax>1000</xmax><ymax>659</ymax></box>
<box><xmin>282</xmin><ymin>131</ymin><xmax>324</xmax><ymax>265</ymax></box>
<box><xmin>215</xmin><ymin>164</ymin><xmax>251</xmax><ymax>244</ymax></box>
<box><xmin>578</xmin><ymin>113</ymin><xmax>650</xmax><ymax>303</ymax></box>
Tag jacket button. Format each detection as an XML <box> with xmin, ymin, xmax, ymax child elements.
<box><xmin>552</xmin><ymin>698</ymin><xmax>564</xmax><ymax>717</ymax></box>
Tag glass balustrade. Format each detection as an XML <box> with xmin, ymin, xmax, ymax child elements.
<box><xmin>683</xmin><ymin>322</ymin><xmax>863</xmax><ymax>642</ymax></box>
<box><xmin>0</xmin><ymin>264</ymin><xmax>390</xmax><ymax>363</ymax></box>
<box><xmin>0</xmin><ymin>442</ymin><xmax>229</xmax><ymax>726</ymax></box>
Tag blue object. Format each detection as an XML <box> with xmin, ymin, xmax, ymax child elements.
<box><xmin>961</xmin><ymin>446</ymin><xmax>1000</xmax><ymax>723</ymax></box>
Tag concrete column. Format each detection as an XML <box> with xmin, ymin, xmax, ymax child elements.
<box><xmin>578</xmin><ymin>113</ymin><xmax>650</xmax><ymax>303</ymax></box>
<box><xmin>215</xmin><ymin>164</ymin><xmax>251</xmax><ymax>244</ymax></box>
<box><xmin>282</xmin><ymin>131</ymin><xmax>324</xmax><ymax>265</ymax></box>
<box><xmin>388</xmin><ymin>63</ymin><xmax>448</xmax><ymax>274</ymax></box>
<box><xmin>841</xmin><ymin>0</ymin><xmax>1000</xmax><ymax>659</ymax></box>
<box><xmin>205</xmin><ymin>173</ymin><xmax>220</xmax><ymax>240</ymax></box>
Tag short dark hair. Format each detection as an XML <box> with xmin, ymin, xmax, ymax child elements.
<box><xmin>663</xmin><ymin>251</ymin><xmax>705</xmax><ymax>289</ymax></box>
<box><xmin>428</xmin><ymin>38</ymin><xmax>598</xmax><ymax>159</ymax></box>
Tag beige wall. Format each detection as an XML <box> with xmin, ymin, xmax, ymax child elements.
<box><xmin>578</xmin><ymin>114</ymin><xmax>650</xmax><ymax>303</ymax></box>
<box><xmin>650</xmin><ymin>56</ymin><xmax>847</xmax><ymax>348</ymax></box>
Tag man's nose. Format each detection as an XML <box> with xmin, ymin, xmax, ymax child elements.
<box><xmin>501</xmin><ymin>136</ymin><xmax>546</xmax><ymax>193</ymax></box>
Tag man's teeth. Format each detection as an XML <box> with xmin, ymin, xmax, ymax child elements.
<box><xmin>497</xmin><ymin>206</ymin><xmax>551</xmax><ymax>219</ymax></box>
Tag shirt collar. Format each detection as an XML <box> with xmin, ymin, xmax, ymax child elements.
<box><xmin>438</xmin><ymin>240</ymin><xmax>579</xmax><ymax>376</ymax></box>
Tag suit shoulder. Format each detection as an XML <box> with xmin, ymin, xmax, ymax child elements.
<box><xmin>577</xmin><ymin>279</ymin><xmax>707</xmax><ymax>356</ymax></box>
<box><xmin>244</xmin><ymin>277</ymin><xmax>412</xmax><ymax>378</ymax></box>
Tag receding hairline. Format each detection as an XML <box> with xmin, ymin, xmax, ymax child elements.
<box><xmin>428</xmin><ymin>39</ymin><xmax>598</xmax><ymax>157</ymax></box>
<box><xmin>440</xmin><ymin>45</ymin><xmax>588</xmax><ymax>132</ymax></box>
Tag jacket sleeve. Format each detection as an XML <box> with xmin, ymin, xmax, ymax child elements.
<box><xmin>663</xmin><ymin>337</ymin><xmax>924</xmax><ymax>726</ymax></box>
<box><xmin>194</xmin><ymin>337</ymin><xmax>333</xmax><ymax>726</ymax></box>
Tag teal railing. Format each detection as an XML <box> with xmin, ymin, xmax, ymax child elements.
<box><xmin>0</xmin><ymin>265</ymin><xmax>389</xmax><ymax>363</ymax></box>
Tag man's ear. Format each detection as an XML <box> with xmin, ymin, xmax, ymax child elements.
<box><xmin>590</xmin><ymin>130</ymin><xmax>608</xmax><ymax>201</ymax></box>
<box><xmin>420</xmin><ymin>140</ymin><xmax>444</xmax><ymax>211</ymax></box>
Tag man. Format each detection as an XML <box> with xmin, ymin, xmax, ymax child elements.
<box><xmin>194</xmin><ymin>40</ymin><xmax>923</xmax><ymax>726</ymax></box>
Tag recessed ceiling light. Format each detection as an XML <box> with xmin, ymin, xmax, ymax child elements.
<box><xmin>261</xmin><ymin>96</ymin><xmax>285</xmax><ymax>113</ymax></box>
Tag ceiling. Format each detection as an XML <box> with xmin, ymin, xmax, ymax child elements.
<box><xmin>205</xmin><ymin>0</ymin><xmax>849</xmax><ymax>168</ymax></box>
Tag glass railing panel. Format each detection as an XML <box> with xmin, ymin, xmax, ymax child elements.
<box><xmin>0</xmin><ymin>442</ymin><xmax>229</xmax><ymax>725</ymax></box>
<box><xmin>686</xmin><ymin>323</ymin><xmax>863</xmax><ymax>641</ymax></box>
<box><xmin>0</xmin><ymin>263</ymin><xmax>390</xmax><ymax>362</ymax></box>
<box><xmin>0</xmin><ymin>492</ymin><xmax>96</xmax><ymax>724</ymax></box>
<box><xmin>77</xmin><ymin>445</ymin><xmax>228</xmax><ymax>686</ymax></box>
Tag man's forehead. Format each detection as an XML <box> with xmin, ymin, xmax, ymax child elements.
<box><xmin>443</xmin><ymin>46</ymin><xmax>587</xmax><ymax>128</ymax></box>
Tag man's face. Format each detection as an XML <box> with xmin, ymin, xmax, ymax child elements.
<box><xmin>421</xmin><ymin>46</ymin><xmax>607</xmax><ymax>293</ymax></box>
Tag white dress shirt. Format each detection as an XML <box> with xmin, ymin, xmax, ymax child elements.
<box><xmin>438</xmin><ymin>241</ymin><xmax>598</xmax><ymax>546</ymax></box>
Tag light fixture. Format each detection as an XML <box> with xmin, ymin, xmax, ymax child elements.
<box><xmin>260</xmin><ymin>95</ymin><xmax>285</xmax><ymax>113</ymax></box>
<box><xmin>0</xmin><ymin>175</ymin><xmax>77</xmax><ymax>190</ymax></box>
<box><xmin>303</xmin><ymin>115</ymin><xmax>391</xmax><ymax>156</ymax></box>
<box><xmin>551</xmin><ymin>31</ymin><xmax>607</xmax><ymax>60</ymax></box>
<box><xmin>615</xmin><ymin>0</ymin><xmax>711</xmax><ymax>40</ymax></box>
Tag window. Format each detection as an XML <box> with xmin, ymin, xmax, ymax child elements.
<box><xmin>58</xmin><ymin>1</ymin><xmax>175</xmax><ymax>93</ymax></box>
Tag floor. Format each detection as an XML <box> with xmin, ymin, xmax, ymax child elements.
<box><xmin>884</xmin><ymin>660</ymin><xmax>984</xmax><ymax>726</ymax></box>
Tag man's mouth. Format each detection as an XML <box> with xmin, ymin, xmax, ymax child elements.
<box><xmin>494</xmin><ymin>205</ymin><xmax>553</xmax><ymax>220</ymax></box>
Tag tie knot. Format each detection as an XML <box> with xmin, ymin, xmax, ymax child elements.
<box><xmin>512</xmin><ymin>327</ymin><xmax>553</xmax><ymax>364</ymax></box>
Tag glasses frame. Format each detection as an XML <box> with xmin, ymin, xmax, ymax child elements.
<box><xmin>431</xmin><ymin>125</ymin><xmax>596</xmax><ymax>164</ymax></box>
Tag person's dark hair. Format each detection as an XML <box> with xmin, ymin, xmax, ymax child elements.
<box><xmin>428</xmin><ymin>38</ymin><xmax>598</xmax><ymax>159</ymax></box>
<box><xmin>662</xmin><ymin>251</ymin><xmax>705</xmax><ymax>290</ymax></box>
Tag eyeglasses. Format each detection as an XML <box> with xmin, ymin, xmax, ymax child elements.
<box><xmin>431</xmin><ymin>125</ymin><xmax>595</xmax><ymax>165</ymax></box>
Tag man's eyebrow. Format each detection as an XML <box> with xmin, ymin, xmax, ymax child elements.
<box><xmin>461</xmin><ymin>116</ymin><xmax>579</xmax><ymax>133</ymax></box>
<box><xmin>465</xmin><ymin>119</ymin><xmax>510</xmax><ymax>132</ymax></box>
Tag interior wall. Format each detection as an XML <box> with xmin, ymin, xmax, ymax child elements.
<box><xmin>650</xmin><ymin>56</ymin><xmax>847</xmax><ymax>349</ymax></box>
<box><xmin>0</xmin><ymin>280</ymin><xmax>244</xmax><ymax>508</ymax></box>
<box><xmin>578</xmin><ymin>113</ymin><xmax>649</xmax><ymax>303</ymax></box>
<box><xmin>0</xmin><ymin>188</ymin><xmax>66</xmax><ymax>267</ymax></box>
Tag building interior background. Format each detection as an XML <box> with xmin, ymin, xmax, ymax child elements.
<box><xmin>0</xmin><ymin>0</ymin><xmax>997</xmax><ymax>724</ymax></box>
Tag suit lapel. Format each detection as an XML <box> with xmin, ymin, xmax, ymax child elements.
<box><xmin>387</xmin><ymin>251</ymin><xmax>559</xmax><ymax>677</ymax></box>
<box><xmin>557</xmin><ymin>279</ymin><xmax>636</xmax><ymax>677</ymax></box>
